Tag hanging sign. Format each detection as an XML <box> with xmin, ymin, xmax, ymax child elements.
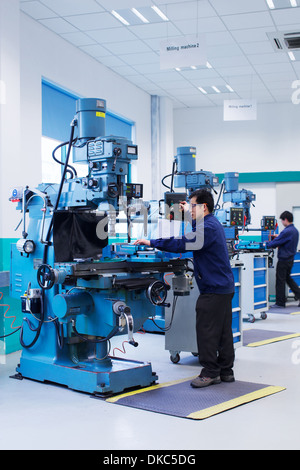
<box><xmin>160</xmin><ymin>35</ymin><xmax>207</xmax><ymax>70</ymax></box>
<box><xmin>224</xmin><ymin>99</ymin><xmax>257</xmax><ymax>121</ymax></box>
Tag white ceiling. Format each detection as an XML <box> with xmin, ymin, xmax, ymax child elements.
<box><xmin>20</xmin><ymin>0</ymin><xmax>300</xmax><ymax>108</ymax></box>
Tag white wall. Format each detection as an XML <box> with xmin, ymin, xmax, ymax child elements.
<box><xmin>3</xmin><ymin>11</ymin><xmax>153</xmax><ymax>239</ymax></box>
<box><xmin>173</xmin><ymin>102</ymin><xmax>300</xmax><ymax>174</ymax></box>
<box><xmin>20</xmin><ymin>13</ymin><xmax>152</xmax><ymax>189</ymax></box>
<box><xmin>173</xmin><ymin>101</ymin><xmax>300</xmax><ymax>232</ymax></box>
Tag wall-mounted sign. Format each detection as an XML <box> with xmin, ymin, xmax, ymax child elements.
<box><xmin>160</xmin><ymin>35</ymin><xmax>207</xmax><ymax>70</ymax></box>
<box><xmin>224</xmin><ymin>99</ymin><xmax>257</xmax><ymax>121</ymax></box>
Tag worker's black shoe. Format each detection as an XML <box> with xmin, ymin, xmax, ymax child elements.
<box><xmin>190</xmin><ymin>375</ymin><xmax>221</xmax><ymax>388</ymax></box>
<box><xmin>221</xmin><ymin>374</ymin><xmax>235</xmax><ymax>383</ymax></box>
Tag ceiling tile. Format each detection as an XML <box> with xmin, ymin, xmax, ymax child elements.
<box><xmin>104</xmin><ymin>40</ymin><xmax>152</xmax><ymax>55</ymax></box>
<box><xmin>221</xmin><ymin>11</ymin><xmax>274</xmax><ymax>30</ymax></box>
<box><xmin>96</xmin><ymin>0</ymin><xmax>152</xmax><ymax>9</ymax></box>
<box><xmin>79</xmin><ymin>43</ymin><xmax>112</xmax><ymax>57</ymax></box>
<box><xmin>205</xmin><ymin>31</ymin><xmax>236</xmax><ymax>47</ymax></box>
<box><xmin>128</xmin><ymin>22</ymin><xmax>180</xmax><ymax>39</ymax></box>
<box><xmin>20</xmin><ymin>1</ymin><xmax>57</xmax><ymax>19</ymax></box>
<box><xmin>271</xmin><ymin>7</ymin><xmax>300</xmax><ymax>26</ymax></box>
<box><xmin>207</xmin><ymin>43</ymin><xmax>244</xmax><ymax>58</ymax></box>
<box><xmin>209</xmin><ymin>55</ymin><xmax>250</xmax><ymax>68</ymax></box>
<box><xmin>60</xmin><ymin>31</ymin><xmax>97</xmax><ymax>46</ymax></box>
<box><xmin>39</xmin><ymin>17</ymin><xmax>78</xmax><ymax>33</ymax></box>
<box><xmin>146</xmin><ymin>70</ymin><xmax>188</xmax><ymax>82</ymax></box>
<box><xmin>162</xmin><ymin>1</ymin><xmax>197</xmax><ymax>21</ymax></box>
<box><xmin>109</xmin><ymin>65</ymin><xmax>140</xmax><ymax>76</ymax></box>
<box><xmin>117</xmin><ymin>51</ymin><xmax>159</xmax><ymax>65</ymax></box>
<box><xmin>65</xmin><ymin>12</ymin><xmax>121</xmax><ymax>30</ymax></box>
<box><xmin>239</xmin><ymin>41</ymin><xmax>275</xmax><ymax>55</ymax></box>
<box><xmin>40</xmin><ymin>0</ymin><xmax>104</xmax><ymax>16</ymax></box>
<box><xmin>97</xmin><ymin>55</ymin><xmax>127</xmax><ymax>67</ymax></box>
<box><xmin>248</xmin><ymin>52</ymin><xmax>290</xmax><ymax>65</ymax></box>
<box><xmin>209</xmin><ymin>0</ymin><xmax>268</xmax><ymax>15</ymax></box>
<box><xmin>215</xmin><ymin>65</ymin><xmax>257</xmax><ymax>77</ymax></box>
<box><xmin>253</xmin><ymin>62</ymin><xmax>295</xmax><ymax>74</ymax></box>
<box><xmin>231</xmin><ymin>26</ymin><xmax>276</xmax><ymax>43</ymax></box>
<box><xmin>87</xmin><ymin>27</ymin><xmax>137</xmax><ymax>43</ymax></box>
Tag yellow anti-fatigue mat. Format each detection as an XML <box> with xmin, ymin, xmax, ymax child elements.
<box><xmin>106</xmin><ymin>377</ymin><xmax>285</xmax><ymax>420</ymax></box>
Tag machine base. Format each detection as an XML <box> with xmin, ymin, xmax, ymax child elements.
<box><xmin>15</xmin><ymin>356</ymin><xmax>158</xmax><ymax>397</ymax></box>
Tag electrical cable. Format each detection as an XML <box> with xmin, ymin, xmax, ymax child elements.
<box><xmin>52</xmin><ymin>139</ymin><xmax>78</xmax><ymax>178</ymax></box>
<box><xmin>150</xmin><ymin>294</ymin><xmax>179</xmax><ymax>332</ymax></box>
<box><xmin>71</xmin><ymin>320</ymin><xmax>119</xmax><ymax>344</ymax></box>
<box><xmin>20</xmin><ymin>123</ymin><xmax>76</xmax><ymax>349</ymax></box>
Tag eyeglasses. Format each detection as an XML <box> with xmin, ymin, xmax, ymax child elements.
<box><xmin>190</xmin><ymin>203</ymin><xmax>206</xmax><ymax>208</ymax></box>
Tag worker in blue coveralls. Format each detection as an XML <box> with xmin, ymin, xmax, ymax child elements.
<box><xmin>134</xmin><ymin>189</ymin><xmax>235</xmax><ymax>388</ymax></box>
<box><xmin>264</xmin><ymin>211</ymin><xmax>300</xmax><ymax>308</ymax></box>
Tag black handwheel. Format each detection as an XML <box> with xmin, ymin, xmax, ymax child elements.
<box><xmin>37</xmin><ymin>264</ymin><xmax>55</xmax><ymax>289</ymax></box>
<box><xmin>147</xmin><ymin>281</ymin><xmax>168</xmax><ymax>306</ymax></box>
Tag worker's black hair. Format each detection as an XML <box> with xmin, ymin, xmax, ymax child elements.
<box><xmin>280</xmin><ymin>210</ymin><xmax>293</xmax><ymax>223</ymax></box>
<box><xmin>189</xmin><ymin>189</ymin><xmax>214</xmax><ymax>213</ymax></box>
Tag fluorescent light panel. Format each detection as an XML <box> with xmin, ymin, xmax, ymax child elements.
<box><xmin>111</xmin><ymin>10</ymin><xmax>130</xmax><ymax>25</ymax></box>
<box><xmin>212</xmin><ymin>86</ymin><xmax>221</xmax><ymax>93</ymax></box>
<box><xmin>290</xmin><ymin>0</ymin><xmax>298</xmax><ymax>6</ymax></box>
<box><xmin>198</xmin><ymin>87</ymin><xmax>207</xmax><ymax>94</ymax></box>
<box><xmin>131</xmin><ymin>8</ymin><xmax>149</xmax><ymax>23</ymax></box>
<box><xmin>226</xmin><ymin>84</ymin><xmax>234</xmax><ymax>92</ymax></box>
<box><xmin>288</xmin><ymin>51</ymin><xmax>296</xmax><ymax>60</ymax></box>
<box><xmin>151</xmin><ymin>5</ymin><xmax>169</xmax><ymax>21</ymax></box>
<box><xmin>266</xmin><ymin>0</ymin><xmax>275</xmax><ymax>8</ymax></box>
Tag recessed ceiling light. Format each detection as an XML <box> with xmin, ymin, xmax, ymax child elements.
<box><xmin>198</xmin><ymin>87</ymin><xmax>207</xmax><ymax>94</ymax></box>
<box><xmin>175</xmin><ymin>67</ymin><xmax>181</xmax><ymax>71</ymax></box>
<box><xmin>212</xmin><ymin>86</ymin><xmax>221</xmax><ymax>93</ymax></box>
<box><xmin>111</xmin><ymin>10</ymin><xmax>130</xmax><ymax>25</ymax></box>
<box><xmin>290</xmin><ymin>0</ymin><xmax>298</xmax><ymax>6</ymax></box>
<box><xmin>190</xmin><ymin>65</ymin><xmax>197</xmax><ymax>69</ymax></box>
<box><xmin>226</xmin><ymin>84</ymin><xmax>234</xmax><ymax>92</ymax></box>
<box><xmin>266</xmin><ymin>0</ymin><xmax>275</xmax><ymax>9</ymax></box>
<box><xmin>288</xmin><ymin>51</ymin><xmax>296</xmax><ymax>60</ymax></box>
<box><xmin>131</xmin><ymin>8</ymin><xmax>149</xmax><ymax>23</ymax></box>
<box><xmin>151</xmin><ymin>5</ymin><xmax>169</xmax><ymax>21</ymax></box>
<box><xmin>206</xmin><ymin>62</ymin><xmax>212</xmax><ymax>69</ymax></box>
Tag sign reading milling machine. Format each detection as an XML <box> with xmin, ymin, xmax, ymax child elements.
<box><xmin>224</xmin><ymin>99</ymin><xmax>257</xmax><ymax>121</ymax></box>
<box><xmin>160</xmin><ymin>35</ymin><xmax>207</xmax><ymax>70</ymax></box>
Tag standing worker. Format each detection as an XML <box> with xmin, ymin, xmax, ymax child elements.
<box><xmin>134</xmin><ymin>189</ymin><xmax>235</xmax><ymax>388</ymax></box>
<box><xmin>265</xmin><ymin>211</ymin><xmax>300</xmax><ymax>308</ymax></box>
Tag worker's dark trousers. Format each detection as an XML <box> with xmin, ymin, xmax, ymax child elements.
<box><xmin>196</xmin><ymin>293</ymin><xmax>235</xmax><ymax>378</ymax></box>
<box><xmin>276</xmin><ymin>259</ymin><xmax>300</xmax><ymax>306</ymax></box>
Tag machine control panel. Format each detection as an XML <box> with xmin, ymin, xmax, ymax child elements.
<box><xmin>230</xmin><ymin>207</ymin><xmax>244</xmax><ymax>226</ymax></box>
<box><xmin>261</xmin><ymin>216</ymin><xmax>276</xmax><ymax>231</ymax></box>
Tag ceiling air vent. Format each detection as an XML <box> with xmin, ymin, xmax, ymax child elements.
<box><xmin>284</xmin><ymin>35</ymin><xmax>300</xmax><ymax>49</ymax></box>
<box><xmin>267</xmin><ymin>31</ymin><xmax>300</xmax><ymax>51</ymax></box>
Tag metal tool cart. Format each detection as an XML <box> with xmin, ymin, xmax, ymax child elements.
<box><xmin>165</xmin><ymin>259</ymin><xmax>243</xmax><ymax>364</ymax></box>
<box><xmin>239</xmin><ymin>251</ymin><xmax>269</xmax><ymax>323</ymax></box>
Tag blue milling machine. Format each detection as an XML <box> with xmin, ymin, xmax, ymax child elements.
<box><xmin>9</xmin><ymin>98</ymin><xmax>191</xmax><ymax>397</ymax></box>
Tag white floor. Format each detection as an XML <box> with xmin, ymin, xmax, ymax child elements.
<box><xmin>1</xmin><ymin>305</ymin><xmax>300</xmax><ymax>451</ymax></box>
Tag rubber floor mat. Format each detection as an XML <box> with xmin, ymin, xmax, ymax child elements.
<box><xmin>106</xmin><ymin>377</ymin><xmax>285</xmax><ymax>420</ymax></box>
<box><xmin>243</xmin><ymin>329</ymin><xmax>300</xmax><ymax>347</ymax></box>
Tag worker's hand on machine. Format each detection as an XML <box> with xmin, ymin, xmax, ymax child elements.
<box><xmin>133</xmin><ymin>239</ymin><xmax>151</xmax><ymax>246</ymax></box>
<box><xmin>179</xmin><ymin>201</ymin><xmax>189</xmax><ymax>213</ymax></box>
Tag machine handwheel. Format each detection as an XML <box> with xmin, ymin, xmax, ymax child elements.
<box><xmin>147</xmin><ymin>281</ymin><xmax>168</xmax><ymax>306</ymax></box>
<box><xmin>37</xmin><ymin>264</ymin><xmax>55</xmax><ymax>290</ymax></box>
